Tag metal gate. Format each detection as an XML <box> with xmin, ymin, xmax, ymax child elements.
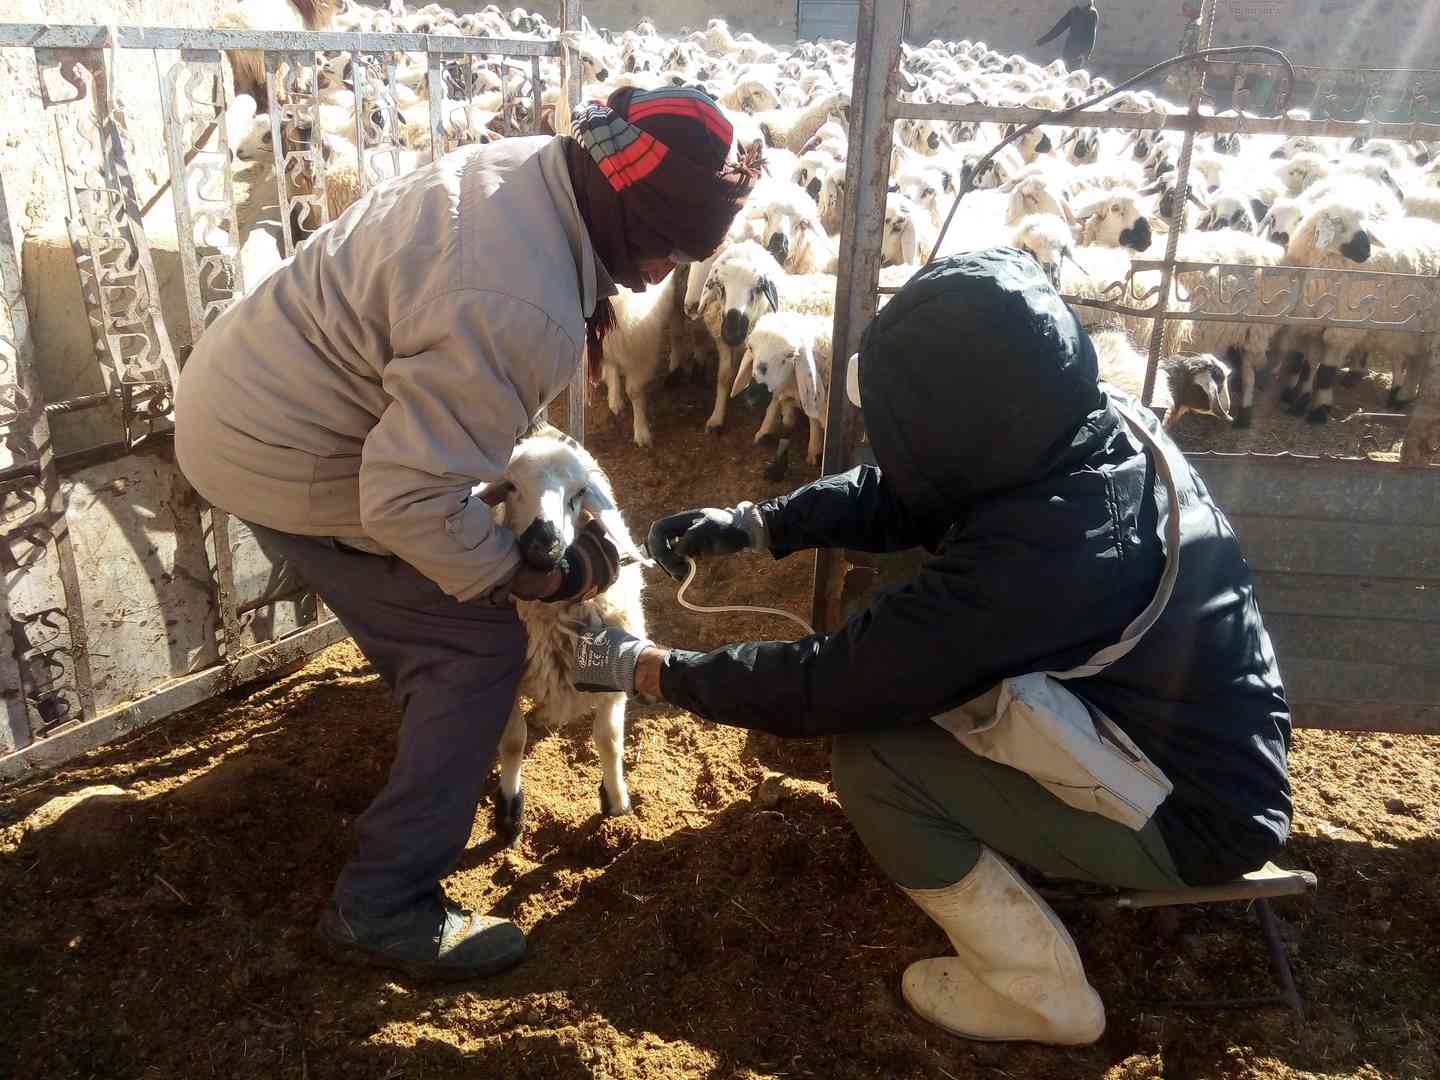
<box><xmin>0</xmin><ymin>6</ymin><xmax>584</xmax><ymax>781</ymax></box>
<box><xmin>819</xmin><ymin>0</ymin><xmax>1440</xmax><ymax>733</ymax></box>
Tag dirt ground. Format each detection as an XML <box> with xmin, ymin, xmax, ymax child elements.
<box><xmin>2</xmin><ymin>371</ymin><xmax>1438</xmax><ymax>1080</ymax></box>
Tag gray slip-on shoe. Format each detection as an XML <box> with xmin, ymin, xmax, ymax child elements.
<box><xmin>315</xmin><ymin>891</ymin><xmax>526</xmax><ymax>981</ymax></box>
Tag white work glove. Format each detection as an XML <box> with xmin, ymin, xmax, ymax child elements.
<box><xmin>574</xmin><ymin>627</ymin><xmax>654</xmax><ymax>694</ymax></box>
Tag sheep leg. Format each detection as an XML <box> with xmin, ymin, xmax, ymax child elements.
<box><xmin>1231</xmin><ymin>346</ymin><xmax>1254</xmax><ymax>429</ymax></box>
<box><xmin>604</xmin><ymin>364</ymin><xmax>625</xmax><ymax>417</ymax></box>
<box><xmin>627</xmin><ymin>373</ymin><xmax>654</xmax><ymax>448</ymax></box>
<box><xmin>494</xmin><ymin>705</ymin><xmax>529</xmax><ymax>846</ymax></box>
<box><xmin>1390</xmin><ymin>351</ymin><xmax>1423</xmax><ymax>408</ymax></box>
<box><xmin>1306</xmin><ymin>363</ymin><xmax>1337</xmax><ymax>423</ymax></box>
<box><xmin>592</xmin><ymin>694</ymin><xmax>631</xmax><ymax>816</ymax></box>
<box><xmin>1341</xmin><ymin>351</ymin><xmax>1368</xmax><ymax>388</ymax></box>
<box><xmin>806</xmin><ymin>418</ymin><xmax>825</xmax><ymax>465</ymax></box>
<box><xmin>1290</xmin><ymin>352</ymin><xmax>1313</xmax><ymax>408</ymax></box>
<box><xmin>754</xmin><ymin>396</ymin><xmax>784</xmax><ymax>443</ymax></box>
<box><xmin>708</xmin><ymin>347</ymin><xmax>736</xmax><ymax>431</ymax></box>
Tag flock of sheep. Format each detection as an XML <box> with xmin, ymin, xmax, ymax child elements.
<box><xmin>217</xmin><ymin>1</ymin><xmax>1440</xmax><ymax>464</ymax></box>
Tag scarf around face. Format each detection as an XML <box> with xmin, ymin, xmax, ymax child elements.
<box><xmin>563</xmin><ymin>87</ymin><xmax>762</xmax><ymax>385</ymax></box>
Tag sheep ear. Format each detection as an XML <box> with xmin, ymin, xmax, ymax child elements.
<box><xmin>900</xmin><ymin>220</ymin><xmax>918</xmax><ymax>265</ymax></box>
<box><xmin>1185</xmin><ymin>188</ymin><xmax>1207</xmax><ymax>210</ymax></box>
<box><xmin>844</xmin><ymin>351</ymin><xmax>862</xmax><ymax>408</ymax></box>
<box><xmin>1368</xmin><ymin>228</ymin><xmax>1387</xmax><ymax>249</ymax></box>
<box><xmin>580</xmin><ymin>471</ymin><xmax>653</xmax><ymax>568</ymax></box>
<box><xmin>795</xmin><ymin>340</ymin><xmax>823</xmax><ymax>420</ymax></box>
<box><xmin>760</xmin><ymin>276</ymin><xmax>779</xmax><ymax>312</ymax></box>
<box><xmin>1060</xmin><ymin>198</ymin><xmax>1077</xmax><ymax>226</ymax></box>
<box><xmin>730</xmin><ymin>350</ymin><xmax>755</xmax><ymax>398</ymax></box>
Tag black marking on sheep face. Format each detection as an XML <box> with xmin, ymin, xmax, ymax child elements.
<box><xmin>806</xmin><ymin>176</ymin><xmax>822</xmax><ymax>200</ymax></box>
<box><xmin>1036</xmin><ymin>132</ymin><xmax>1052</xmax><ymax>154</ymax></box>
<box><xmin>721</xmin><ymin>309</ymin><xmax>750</xmax><ymax>347</ymax></box>
<box><xmin>518</xmin><ymin>518</ymin><xmax>565</xmax><ymax>570</ymax></box>
<box><xmin>927</xmin><ymin>130</ymin><xmax>941</xmax><ymax>150</ymax></box>
<box><xmin>1340</xmin><ymin>230</ymin><xmax>1372</xmax><ymax>263</ymax></box>
<box><xmin>767</xmin><ymin>232</ymin><xmax>790</xmax><ymax>263</ymax></box>
<box><xmin>1119</xmin><ymin>217</ymin><xmax>1152</xmax><ymax>252</ymax></box>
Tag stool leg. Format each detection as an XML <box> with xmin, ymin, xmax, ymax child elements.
<box><xmin>1256</xmin><ymin>898</ymin><xmax>1304</xmax><ymax>1018</ymax></box>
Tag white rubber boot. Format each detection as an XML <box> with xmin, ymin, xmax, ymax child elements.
<box><xmin>899</xmin><ymin>848</ymin><xmax>1106</xmax><ymax>1045</ymax></box>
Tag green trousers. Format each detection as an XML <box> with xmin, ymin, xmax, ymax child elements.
<box><xmin>830</xmin><ymin>721</ymin><xmax>1188</xmax><ymax>892</ymax></box>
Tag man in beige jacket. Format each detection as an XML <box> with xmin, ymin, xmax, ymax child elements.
<box><xmin>175</xmin><ymin>87</ymin><xmax>754</xmax><ymax>980</ymax></box>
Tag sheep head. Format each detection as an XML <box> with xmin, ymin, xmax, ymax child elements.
<box><xmin>1164</xmin><ymin>353</ymin><xmax>1233</xmax><ymax>427</ymax></box>
<box><xmin>484</xmin><ymin>429</ymin><xmax>649</xmax><ymax>573</ymax></box>
<box><xmin>704</xmin><ymin>242</ymin><xmax>782</xmax><ymax>347</ymax></box>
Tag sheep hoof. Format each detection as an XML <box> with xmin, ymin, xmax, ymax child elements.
<box><xmin>764</xmin><ymin>438</ymin><xmax>792</xmax><ymax>481</ymax></box>
<box><xmin>494</xmin><ymin>789</ymin><xmax>524</xmax><ymax>846</ymax></box>
<box><xmin>1232</xmin><ymin>406</ymin><xmax>1253</xmax><ymax>429</ymax></box>
<box><xmin>705</xmin><ymin>418</ymin><xmax>725</xmax><ymax>434</ymax></box>
<box><xmin>1279</xmin><ymin>385</ymin><xmax>1297</xmax><ymax>405</ymax></box>
<box><xmin>598</xmin><ymin>784</ymin><xmax>632</xmax><ymax>817</ymax></box>
<box><xmin>1289</xmin><ymin>393</ymin><xmax>1312</xmax><ymax>416</ymax></box>
<box><xmin>1306</xmin><ymin>405</ymin><xmax>1330</xmax><ymax>424</ymax></box>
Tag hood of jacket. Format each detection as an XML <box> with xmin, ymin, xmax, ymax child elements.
<box><xmin>858</xmin><ymin>247</ymin><xmax>1111</xmax><ymax>533</ymax></box>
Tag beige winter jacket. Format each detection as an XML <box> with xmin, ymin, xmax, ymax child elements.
<box><xmin>175</xmin><ymin>137</ymin><xmax>611</xmax><ymax>602</ymax></box>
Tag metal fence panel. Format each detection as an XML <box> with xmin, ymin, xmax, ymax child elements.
<box><xmin>821</xmin><ymin>0</ymin><xmax>1440</xmax><ymax>734</ymax></box>
<box><xmin>0</xmin><ymin>7</ymin><xmax>580</xmax><ymax>779</ymax></box>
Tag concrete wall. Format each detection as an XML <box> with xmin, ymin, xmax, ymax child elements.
<box><xmin>906</xmin><ymin>0</ymin><xmax>1440</xmax><ymax>75</ymax></box>
<box><xmin>578</xmin><ymin>1</ymin><xmax>1440</xmax><ymax>73</ymax></box>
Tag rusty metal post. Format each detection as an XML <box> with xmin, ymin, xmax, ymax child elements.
<box><xmin>811</xmin><ymin>0</ymin><xmax>905</xmax><ymax>632</ymax></box>
<box><xmin>560</xmin><ymin>0</ymin><xmax>586</xmax><ymax>443</ymax></box>
<box><xmin>1141</xmin><ymin>0</ymin><xmax>1217</xmax><ymax>408</ymax></box>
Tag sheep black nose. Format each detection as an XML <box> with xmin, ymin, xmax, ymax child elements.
<box><xmin>927</xmin><ymin>131</ymin><xmax>940</xmax><ymax>149</ymax></box>
<box><xmin>1272</xmin><ymin>230</ymin><xmax>1290</xmax><ymax>248</ymax></box>
<box><xmin>596</xmin><ymin>68</ymin><xmax>609</xmax><ymax>81</ymax></box>
<box><xmin>806</xmin><ymin>177</ymin><xmax>822</xmax><ymax>200</ymax></box>
<box><xmin>1037</xmin><ymin>133</ymin><xmax>1052</xmax><ymax>153</ymax></box>
<box><xmin>1121</xmin><ymin>217</ymin><xmax>1153</xmax><ymax>252</ymax></box>
<box><xmin>721</xmin><ymin>310</ymin><xmax>750</xmax><ymax>347</ymax></box>
<box><xmin>767</xmin><ymin>233</ymin><xmax>789</xmax><ymax>261</ymax></box>
<box><xmin>1340</xmin><ymin>230</ymin><xmax>1372</xmax><ymax>263</ymax></box>
<box><xmin>518</xmin><ymin>519</ymin><xmax>564</xmax><ymax>570</ymax></box>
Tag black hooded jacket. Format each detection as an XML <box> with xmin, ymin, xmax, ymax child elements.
<box><xmin>658</xmin><ymin>249</ymin><xmax>1292</xmax><ymax>886</ymax></box>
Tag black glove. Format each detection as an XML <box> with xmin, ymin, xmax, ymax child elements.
<box><xmin>646</xmin><ymin>503</ymin><xmax>767</xmax><ymax>580</ymax></box>
<box><xmin>514</xmin><ymin>521</ymin><xmax>621</xmax><ymax>603</ymax></box>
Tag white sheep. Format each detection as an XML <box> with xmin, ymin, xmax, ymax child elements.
<box><xmin>729</xmin><ymin>311</ymin><xmax>834</xmax><ymax>464</ymax></box>
<box><xmin>486</xmin><ymin>426</ymin><xmax>652</xmax><ymax>842</ymax></box>
<box><xmin>757</xmin><ymin>183</ymin><xmax>839</xmax><ymax>273</ymax></box>
<box><xmin>1070</xmin><ymin>187</ymin><xmax>1154</xmax><ymax>251</ymax></box>
<box><xmin>758</xmin><ymin>91</ymin><xmax>851</xmax><ymax>155</ymax></box>
<box><xmin>1282</xmin><ymin>199</ymin><xmax>1440</xmax><ymax>419</ymax></box>
<box><xmin>600</xmin><ymin>271</ymin><xmax>682</xmax><ymax>448</ymax></box>
<box><xmin>697</xmin><ymin>242</ymin><xmax>836</xmax><ymax>431</ymax></box>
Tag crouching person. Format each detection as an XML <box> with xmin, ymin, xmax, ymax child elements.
<box><xmin>572</xmin><ymin>249</ymin><xmax>1292</xmax><ymax>1043</ymax></box>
